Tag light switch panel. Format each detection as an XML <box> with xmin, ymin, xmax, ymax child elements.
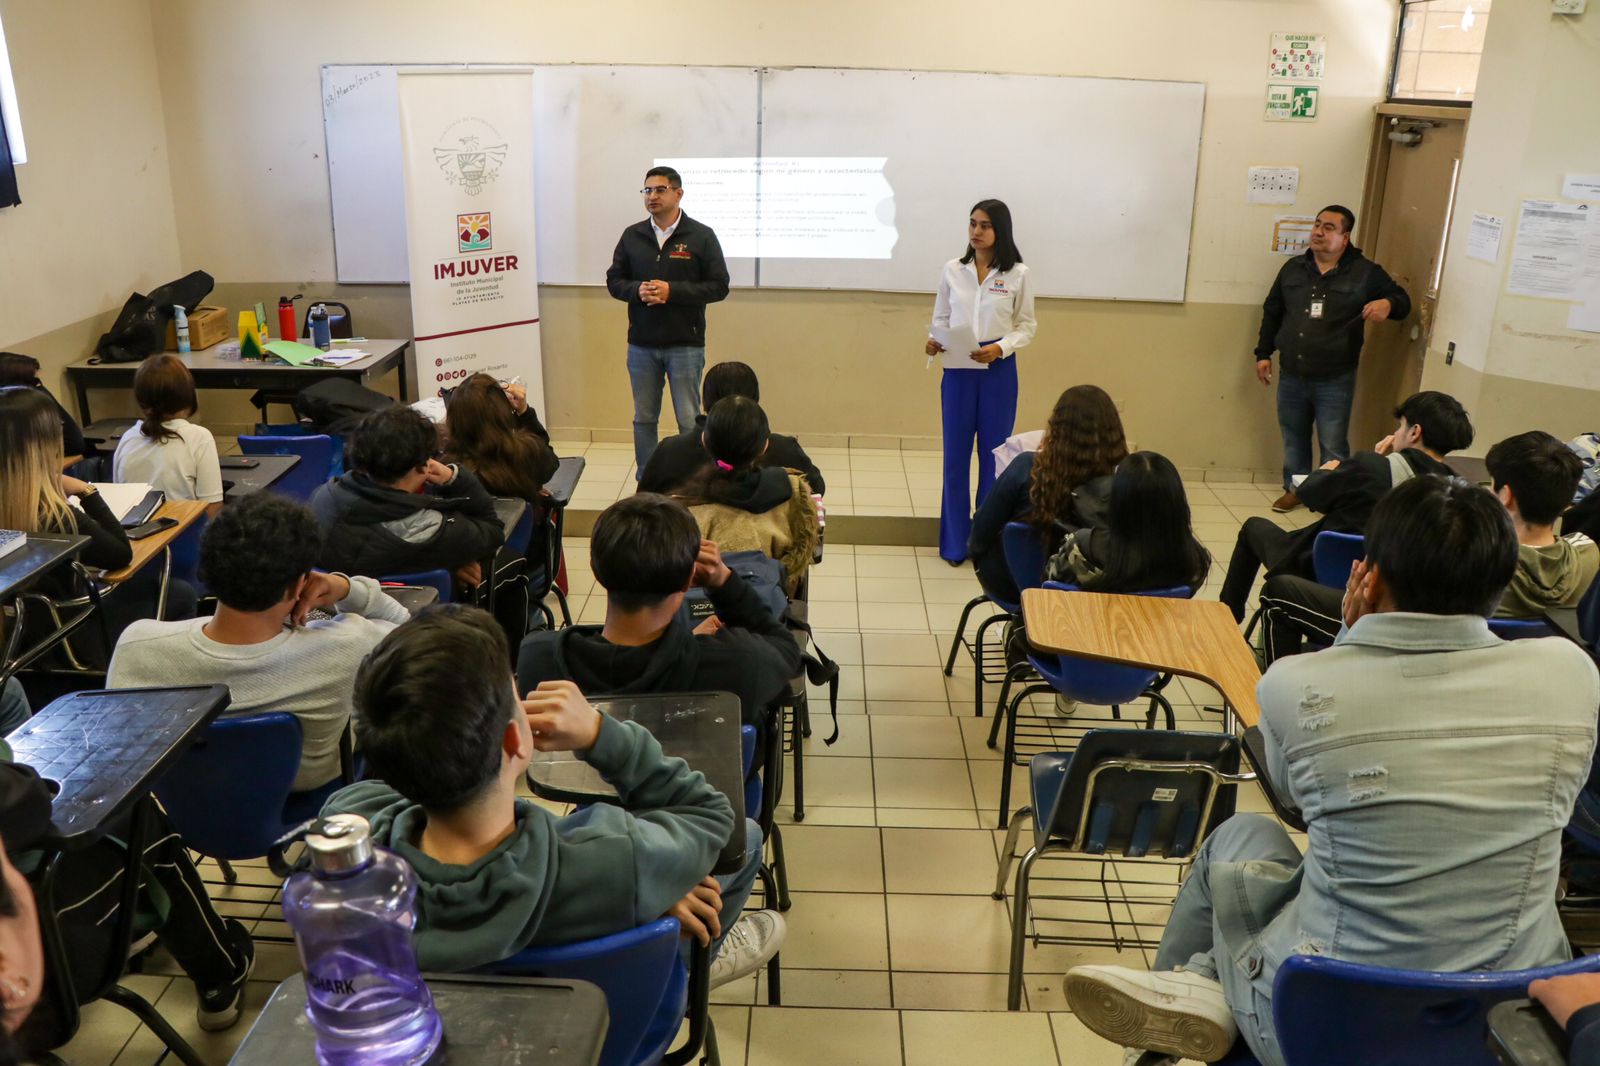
<box><xmin>1554</xmin><ymin>0</ymin><xmax>1588</xmax><ymax>15</ymax></box>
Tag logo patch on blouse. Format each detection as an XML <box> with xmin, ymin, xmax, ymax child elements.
<box><xmin>668</xmin><ymin>242</ymin><xmax>693</xmax><ymax>261</ymax></box>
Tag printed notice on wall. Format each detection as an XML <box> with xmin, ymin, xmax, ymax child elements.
<box><xmin>1563</xmin><ymin>175</ymin><xmax>1600</xmax><ymax>201</ymax></box>
<box><xmin>1566</xmin><ymin>232</ymin><xmax>1600</xmax><ymax>334</ymax></box>
<box><xmin>1465</xmin><ymin>213</ymin><xmax>1504</xmax><ymax>264</ymax></box>
<box><xmin>1269</xmin><ymin>33</ymin><xmax>1326</xmax><ymax>81</ymax></box>
<box><xmin>1248</xmin><ymin>166</ymin><xmax>1299</xmax><ymax>205</ymax></box>
<box><xmin>1507</xmin><ymin>200</ymin><xmax>1590</xmax><ymax>300</ymax></box>
<box><xmin>1272</xmin><ymin>216</ymin><xmax>1315</xmax><ymax>255</ymax></box>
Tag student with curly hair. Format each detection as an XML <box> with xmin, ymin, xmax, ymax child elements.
<box><xmin>968</xmin><ymin>385</ymin><xmax>1128</xmax><ymax>603</ymax></box>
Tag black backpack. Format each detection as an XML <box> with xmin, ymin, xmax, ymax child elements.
<box><xmin>92</xmin><ymin>270</ymin><xmax>214</xmax><ymax>363</ymax></box>
<box><xmin>291</xmin><ymin>378</ymin><xmax>397</xmax><ymax>436</ymax></box>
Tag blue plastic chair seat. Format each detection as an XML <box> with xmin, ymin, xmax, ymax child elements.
<box><xmin>238</xmin><ymin>433</ymin><xmax>339</xmax><ymax>501</ymax></box>
<box><xmin>1488</xmin><ymin>617</ymin><xmax>1556</xmax><ymax>640</ymax></box>
<box><xmin>1028</xmin><ymin>751</ymin><xmax>1071</xmax><ymax>850</ymax></box>
<box><xmin>379</xmin><ymin>570</ymin><xmax>453</xmax><ymax>605</ymax></box>
<box><xmin>1311</xmin><ymin>531</ymin><xmax>1365</xmax><ymax>590</ymax></box>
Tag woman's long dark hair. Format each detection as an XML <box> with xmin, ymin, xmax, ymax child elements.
<box><xmin>959</xmin><ymin>199</ymin><xmax>1022</xmax><ymax>273</ymax></box>
<box><xmin>1029</xmin><ymin>385</ymin><xmax>1128</xmax><ymax>548</ymax></box>
<box><xmin>675</xmin><ymin>395</ymin><xmax>771</xmax><ymax>505</ymax></box>
<box><xmin>133</xmin><ymin>354</ymin><xmax>198</xmax><ymax>443</ymax></box>
<box><xmin>443</xmin><ymin>373</ymin><xmax>553</xmax><ymax>501</ymax></box>
<box><xmin>1084</xmin><ymin>451</ymin><xmax>1210</xmax><ymax>593</ymax></box>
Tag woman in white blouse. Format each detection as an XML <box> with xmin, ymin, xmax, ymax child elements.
<box><xmin>925</xmin><ymin>199</ymin><xmax>1037</xmax><ymax>564</ymax></box>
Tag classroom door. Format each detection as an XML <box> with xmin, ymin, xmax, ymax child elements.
<box><xmin>1349</xmin><ymin>110</ymin><xmax>1468</xmax><ymax>451</ymax></box>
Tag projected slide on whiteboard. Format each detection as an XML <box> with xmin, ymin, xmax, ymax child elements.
<box><xmin>662</xmin><ymin>157</ymin><xmax>899</xmax><ymax>260</ymax></box>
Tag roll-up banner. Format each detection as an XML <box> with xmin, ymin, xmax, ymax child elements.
<box><xmin>397</xmin><ymin>71</ymin><xmax>545</xmax><ymax>414</ymax></box>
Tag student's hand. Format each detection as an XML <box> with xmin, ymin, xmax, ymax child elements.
<box><xmin>691</xmin><ymin>615</ymin><xmax>725</xmax><ymax>636</ymax></box>
<box><xmin>291</xmin><ymin>571</ymin><xmax>352</xmax><ymax>626</ymax></box>
<box><xmin>522</xmin><ymin>680</ymin><xmax>603</xmax><ymax>753</ymax></box>
<box><xmin>1256</xmin><ymin>359</ymin><xmax>1273</xmax><ymax>387</ymax></box>
<box><xmin>1341</xmin><ymin>559</ymin><xmax>1375</xmax><ymax>629</ymax></box>
<box><xmin>1361</xmin><ymin>298</ymin><xmax>1393</xmax><ymax>323</ymax></box>
<box><xmin>971</xmin><ymin>344</ymin><xmax>1003</xmax><ymax>364</ymax></box>
<box><xmin>924</xmin><ymin>338</ymin><xmax>945</xmax><ymax>357</ymax></box>
<box><xmin>502</xmin><ymin>381</ymin><xmax>528</xmax><ymax>414</ymax></box>
<box><xmin>1319</xmin><ymin>459</ymin><xmax>1341</xmax><ymax>471</ymax></box>
<box><xmin>454</xmin><ymin>561</ymin><xmax>484</xmax><ymax>588</ymax></box>
<box><xmin>59</xmin><ymin>474</ymin><xmax>92</xmax><ymax>498</ymax></box>
<box><xmin>1529</xmin><ymin>973</ymin><xmax>1600</xmax><ymax>1030</ymax></box>
<box><xmin>422</xmin><ymin>459</ymin><xmax>457</xmax><ymax>486</ymax></box>
<box><xmin>1373</xmin><ymin>434</ymin><xmax>1396</xmax><ymax>456</ymax></box>
<box><xmin>691</xmin><ymin>540</ymin><xmax>733</xmax><ymax>589</ymax></box>
<box><xmin>664</xmin><ymin>876</ymin><xmax>723</xmax><ymax>946</ymax></box>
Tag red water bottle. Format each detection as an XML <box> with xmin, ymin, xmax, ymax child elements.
<box><xmin>278</xmin><ymin>294</ymin><xmax>303</xmax><ymax>343</ymax></box>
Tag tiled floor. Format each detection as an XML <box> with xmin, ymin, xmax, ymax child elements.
<box><xmin>58</xmin><ymin>472</ymin><xmax>1312</xmax><ymax>1065</ymax></box>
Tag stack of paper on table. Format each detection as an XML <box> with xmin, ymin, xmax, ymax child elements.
<box><xmin>86</xmin><ymin>483</ymin><xmax>157</xmax><ymax>522</ymax></box>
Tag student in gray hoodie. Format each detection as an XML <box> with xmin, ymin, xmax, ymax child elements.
<box><xmin>324</xmin><ymin>604</ymin><xmax>785</xmax><ymax>984</ymax></box>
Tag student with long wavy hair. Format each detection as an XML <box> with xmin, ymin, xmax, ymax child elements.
<box><xmin>442</xmin><ymin>372</ymin><xmax>558</xmax><ymax>502</ymax></box>
<box><xmin>968</xmin><ymin>385</ymin><xmax>1128</xmax><ymax>602</ymax></box>
<box><xmin>0</xmin><ymin>386</ymin><xmax>191</xmax><ymax>663</ymax></box>
<box><xmin>112</xmin><ymin>354</ymin><xmax>224</xmax><ymax>512</ymax></box>
<box><xmin>1047</xmin><ymin>450</ymin><xmax>1211</xmax><ymax>594</ymax></box>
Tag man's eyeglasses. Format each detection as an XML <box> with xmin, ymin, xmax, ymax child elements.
<box><xmin>640</xmin><ymin>186</ymin><xmax>678</xmax><ymax>196</ymax></box>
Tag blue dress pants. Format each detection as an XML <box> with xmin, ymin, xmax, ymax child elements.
<box><xmin>940</xmin><ymin>356</ymin><xmax>1018</xmax><ymax>562</ymax></box>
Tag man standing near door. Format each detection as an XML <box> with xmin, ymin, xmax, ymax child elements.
<box><xmin>1254</xmin><ymin>205</ymin><xmax>1412</xmax><ymax>512</ymax></box>
<box><xmin>607</xmin><ymin>166</ymin><xmax>731</xmax><ymax>475</ymax></box>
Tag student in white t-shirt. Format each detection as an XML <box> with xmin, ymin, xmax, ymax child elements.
<box><xmin>112</xmin><ymin>353</ymin><xmax>224</xmax><ymax>511</ymax></box>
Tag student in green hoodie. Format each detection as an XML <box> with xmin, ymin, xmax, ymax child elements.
<box><xmin>324</xmin><ymin>604</ymin><xmax>785</xmax><ymax>983</ymax></box>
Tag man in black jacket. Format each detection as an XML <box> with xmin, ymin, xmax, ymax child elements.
<box><xmin>606</xmin><ymin>166</ymin><xmax>731</xmax><ymax>475</ymax></box>
<box><xmin>516</xmin><ymin>494</ymin><xmax>801</xmax><ymax>752</ymax></box>
<box><xmin>1255</xmin><ymin>205</ymin><xmax>1412</xmax><ymax>513</ymax></box>
<box><xmin>637</xmin><ymin>361</ymin><xmax>826</xmax><ymax>496</ymax></box>
<box><xmin>1219</xmin><ymin>390</ymin><xmax>1472</xmax><ymax>624</ymax></box>
<box><xmin>310</xmin><ymin>406</ymin><xmax>504</xmax><ymax>588</ymax></box>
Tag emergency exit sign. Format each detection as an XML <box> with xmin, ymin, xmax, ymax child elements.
<box><xmin>1266</xmin><ymin>83</ymin><xmax>1319</xmax><ymax>122</ymax></box>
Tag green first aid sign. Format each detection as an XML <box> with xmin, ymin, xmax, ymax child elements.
<box><xmin>1266</xmin><ymin>83</ymin><xmax>1319</xmax><ymax>121</ymax></box>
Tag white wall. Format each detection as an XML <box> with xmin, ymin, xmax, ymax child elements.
<box><xmin>0</xmin><ymin>0</ymin><xmax>180</xmax><ymax>348</ymax></box>
<box><xmin>148</xmin><ymin>0</ymin><xmax>1396</xmax><ymax>305</ymax></box>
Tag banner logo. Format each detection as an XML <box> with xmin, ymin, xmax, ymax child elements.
<box><xmin>431</xmin><ymin>118</ymin><xmax>507</xmax><ymax>196</ymax></box>
<box><xmin>458</xmin><ymin>212</ymin><xmax>492</xmax><ymax>253</ymax></box>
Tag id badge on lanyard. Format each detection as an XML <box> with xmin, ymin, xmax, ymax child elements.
<box><xmin>1310</xmin><ymin>300</ymin><xmax>1325</xmax><ymax>320</ymax></box>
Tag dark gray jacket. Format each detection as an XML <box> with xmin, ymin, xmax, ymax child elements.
<box><xmin>1255</xmin><ymin>246</ymin><xmax>1411</xmax><ymax>379</ymax></box>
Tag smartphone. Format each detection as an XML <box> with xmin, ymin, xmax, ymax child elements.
<box><xmin>126</xmin><ymin>516</ymin><xmax>179</xmax><ymax>540</ymax></box>
<box><xmin>220</xmin><ymin>456</ymin><xmax>260</xmax><ymax>469</ymax></box>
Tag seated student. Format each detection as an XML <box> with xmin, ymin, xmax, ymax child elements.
<box><xmin>326</xmin><ymin>605</ymin><xmax>785</xmax><ymax>983</ymax></box>
<box><xmin>1529</xmin><ymin>972</ymin><xmax>1600</xmax><ymax>1066</ymax></box>
<box><xmin>1065</xmin><ymin>475</ymin><xmax>1600</xmax><ymax>1066</ymax></box>
<box><xmin>969</xmin><ymin>384</ymin><xmax>1127</xmax><ymax>603</ymax></box>
<box><xmin>442</xmin><ymin>372</ymin><xmax>559</xmax><ymax>501</ymax></box>
<box><xmin>638</xmin><ymin>361</ymin><xmax>825</xmax><ymax>495</ymax></box>
<box><xmin>1260</xmin><ymin>429</ymin><xmax>1600</xmax><ymax>661</ymax></box>
<box><xmin>0</xmin><ymin>759</ymin><xmax>255</xmax><ymax>1045</ymax></box>
<box><xmin>1046</xmin><ymin>451</ymin><xmax>1210</xmax><ymax>593</ymax></box>
<box><xmin>0</xmin><ymin>352</ymin><xmax>85</xmax><ymax>460</ymax></box>
<box><xmin>664</xmin><ymin>396</ymin><xmax>819</xmax><ymax>595</ymax></box>
<box><xmin>108</xmin><ymin>493</ymin><xmax>410</xmax><ymax>792</ymax></box>
<box><xmin>1218</xmin><ymin>390</ymin><xmax>1472</xmax><ymax>622</ymax></box>
<box><xmin>0</xmin><ymin>387</ymin><xmax>191</xmax><ymax>663</ymax></box>
<box><xmin>311</xmin><ymin>405</ymin><xmax>504</xmax><ymax>588</ymax></box>
<box><xmin>111</xmin><ymin>354</ymin><xmax>224</xmax><ymax>511</ymax></box>
<box><xmin>517</xmin><ymin>495</ymin><xmax>802</xmax><ymax>738</ymax></box>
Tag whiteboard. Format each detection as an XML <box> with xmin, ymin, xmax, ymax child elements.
<box><xmin>321</xmin><ymin>65</ymin><xmax>1203</xmax><ymax>300</ymax></box>
<box><xmin>321</xmin><ymin>64</ymin><xmax>759</xmax><ymax>286</ymax></box>
<box><xmin>757</xmin><ymin>69</ymin><xmax>1203</xmax><ymax>300</ymax></box>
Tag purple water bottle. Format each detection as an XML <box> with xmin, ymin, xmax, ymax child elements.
<box><xmin>281</xmin><ymin>815</ymin><xmax>443</xmax><ymax>1066</ymax></box>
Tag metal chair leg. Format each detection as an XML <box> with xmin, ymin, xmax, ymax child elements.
<box><xmin>702</xmin><ymin>1011</ymin><xmax>722</xmax><ymax>1065</ymax></box>
<box><xmin>790</xmin><ymin>701</ymin><xmax>806</xmax><ymax>823</ymax></box>
<box><xmin>971</xmin><ymin>611</ymin><xmax>1009</xmax><ymax>718</ymax></box>
<box><xmin>994</xmin><ymin>806</ymin><xmax>1034</xmax><ymax>899</ymax></box>
<box><xmin>765</xmin><ymin>953</ymin><xmax>782</xmax><ymax>1007</ymax></box>
<box><xmin>769</xmin><ymin>823</ymin><xmax>792</xmax><ymax>912</ymax></box>
<box><xmin>217</xmin><ymin>858</ymin><xmax>238</xmax><ymax>885</ymax></box>
<box><xmin>103</xmin><ymin>983</ymin><xmax>208</xmax><ymax>1066</ymax></box>
<box><xmin>987</xmin><ymin>664</ymin><xmax>1033</xmax><ymax>749</ymax></box>
<box><xmin>944</xmin><ymin>596</ymin><xmax>986</xmax><ymax>675</ymax></box>
<box><xmin>1007</xmin><ymin>846</ymin><xmax>1044</xmax><ymax>1011</ymax></box>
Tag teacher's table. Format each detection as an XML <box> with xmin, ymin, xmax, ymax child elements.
<box><xmin>65</xmin><ymin>338</ymin><xmax>413</xmax><ymax>424</ymax></box>
<box><xmin>101</xmin><ymin>499</ymin><xmax>208</xmax><ymax>618</ymax></box>
<box><xmin>527</xmin><ymin>691</ymin><xmax>747</xmax><ymax>874</ymax></box>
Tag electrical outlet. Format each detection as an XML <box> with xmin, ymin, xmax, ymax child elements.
<box><xmin>1554</xmin><ymin>0</ymin><xmax>1588</xmax><ymax>14</ymax></box>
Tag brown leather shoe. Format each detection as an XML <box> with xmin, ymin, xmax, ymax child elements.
<box><xmin>1271</xmin><ymin>491</ymin><xmax>1301</xmax><ymax>513</ymax></box>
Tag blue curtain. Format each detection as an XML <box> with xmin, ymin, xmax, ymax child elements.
<box><xmin>0</xmin><ymin>107</ymin><xmax>18</xmax><ymax>209</ymax></box>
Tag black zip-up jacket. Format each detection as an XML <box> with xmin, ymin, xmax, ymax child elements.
<box><xmin>637</xmin><ymin>414</ymin><xmax>826</xmax><ymax>496</ymax></box>
<box><xmin>309</xmin><ymin>467</ymin><xmax>504</xmax><ymax>580</ymax></box>
<box><xmin>1255</xmin><ymin>246</ymin><xmax>1411</xmax><ymax>379</ymax></box>
<box><xmin>605</xmin><ymin>213</ymin><xmax>730</xmax><ymax>349</ymax></box>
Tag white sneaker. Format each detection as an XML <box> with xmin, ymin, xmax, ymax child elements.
<box><xmin>709</xmin><ymin>911</ymin><xmax>787</xmax><ymax>988</ymax></box>
<box><xmin>1054</xmin><ymin>694</ymin><xmax>1079</xmax><ymax>718</ymax></box>
<box><xmin>1065</xmin><ymin>965</ymin><xmax>1237</xmax><ymax>1062</ymax></box>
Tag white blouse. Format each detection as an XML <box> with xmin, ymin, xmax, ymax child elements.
<box><xmin>930</xmin><ymin>259</ymin><xmax>1037</xmax><ymax>359</ymax></box>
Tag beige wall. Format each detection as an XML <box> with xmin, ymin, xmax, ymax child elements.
<box><xmin>0</xmin><ymin>0</ymin><xmax>180</xmax><ymax>357</ymax></box>
<box><xmin>6</xmin><ymin>0</ymin><xmax>1402</xmax><ymax>471</ymax></box>
<box><xmin>1424</xmin><ymin>3</ymin><xmax>1600</xmax><ymax>452</ymax></box>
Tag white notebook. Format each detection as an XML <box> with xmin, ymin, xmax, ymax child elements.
<box><xmin>86</xmin><ymin>483</ymin><xmax>156</xmax><ymax>522</ymax></box>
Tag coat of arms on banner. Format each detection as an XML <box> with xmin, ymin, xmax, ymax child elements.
<box><xmin>458</xmin><ymin>213</ymin><xmax>492</xmax><ymax>253</ymax></box>
<box><xmin>432</xmin><ymin>119</ymin><xmax>507</xmax><ymax>196</ymax></box>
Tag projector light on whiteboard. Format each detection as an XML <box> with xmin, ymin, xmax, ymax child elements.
<box><xmin>657</xmin><ymin>157</ymin><xmax>899</xmax><ymax>260</ymax></box>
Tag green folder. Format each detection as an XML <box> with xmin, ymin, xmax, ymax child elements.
<box><xmin>264</xmin><ymin>340</ymin><xmax>326</xmax><ymax>367</ymax></box>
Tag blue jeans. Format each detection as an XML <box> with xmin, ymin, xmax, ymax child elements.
<box><xmin>678</xmin><ymin>819</ymin><xmax>764</xmax><ymax>966</ymax></box>
<box><xmin>627</xmin><ymin>344</ymin><xmax>705</xmax><ymax>474</ymax></box>
<box><xmin>1276</xmin><ymin>369</ymin><xmax>1356</xmax><ymax>490</ymax></box>
<box><xmin>940</xmin><ymin>356</ymin><xmax>1019</xmax><ymax>562</ymax></box>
